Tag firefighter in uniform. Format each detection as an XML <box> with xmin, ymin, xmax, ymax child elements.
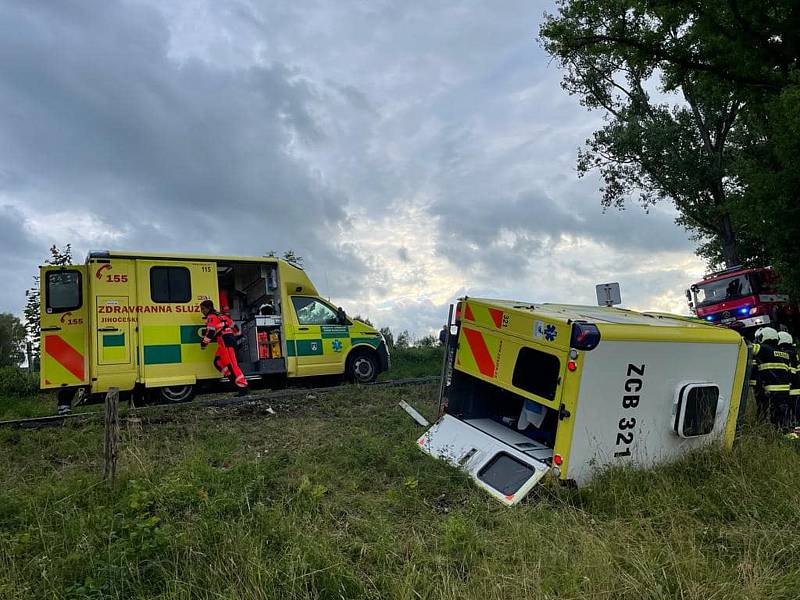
<box><xmin>200</xmin><ymin>299</ymin><xmax>248</xmax><ymax>394</ymax></box>
<box><xmin>752</xmin><ymin>327</ymin><xmax>792</xmax><ymax>430</ymax></box>
<box><xmin>748</xmin><ymin>346</ymin><xmax>760</xmax><ymax>405</ymax></box>
<box><xmin>777</xmin><ymin>331</ymin><xmax>798</xmax><ymax>429</ymax></box>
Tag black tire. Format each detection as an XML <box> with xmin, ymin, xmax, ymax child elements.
<box><xmin>156</xmin><ymin>385</ymin><xmax>195</xmax><ymax>404</ymax></box>
<box><xmin>347</xmin><ymin>350</ymin><xmax>379</xmax><ymax>384</ymax></box>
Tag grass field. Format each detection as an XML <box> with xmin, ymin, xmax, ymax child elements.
<box><xmin>1</xmin><ymin>378</ymin><xmax>800</xmax><ymax>599</ymax></box>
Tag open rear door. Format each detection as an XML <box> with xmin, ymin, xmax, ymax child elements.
<box><xmin>417</xmin><ymin>414</ymin><xmax>550</xmax><ymax>506</ymax></box>
<box><xmin>40</xmin><ymin>265</ymin><xmax>89</xmax><ymax>389</ymax></box>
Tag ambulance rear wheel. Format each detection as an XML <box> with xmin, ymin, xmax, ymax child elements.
<box><xmin>157</xmin><ymin>385</ymin><xmax>195</xmax><ymax>403</ymax></box>
<box><xmin>348</xmin><ymin>351</ymin><xmax>378</xmax><ymax>384</ymax></box>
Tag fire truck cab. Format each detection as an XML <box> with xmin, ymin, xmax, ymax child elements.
<box><xmin>686</xmin><ymin>266</ymin><xmax>798</xmax><ymax>337</ymax></box>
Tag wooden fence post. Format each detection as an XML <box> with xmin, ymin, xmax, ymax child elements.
<box><xmin>104</xmin><ymin>387</ymin><xmax>120</xmax><ymax>483</ymax></box>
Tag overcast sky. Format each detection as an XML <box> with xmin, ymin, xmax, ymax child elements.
<box><xmin>0</xmin><ymin>0</ymin><xmax>704</xmax><ymax>338</ymax></box>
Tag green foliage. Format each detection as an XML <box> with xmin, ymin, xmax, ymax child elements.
<box><xmin>0</xmin><ymin>368</ymin><xmax>39</xmax><ymax>398</ymax></box>
<box><xmin>23</xmin><ymin>244</ymin><xmax>73</xmax><ymax>363</ymax></box>
<box><xmin>415</xmin><ymin>334</ymin><xmax>439</xmax><ymax>348</ymax></box>
<box><xmin>0</xmin><ymin>385</ymin><xmax>799</xmax><ymax>598</ymax></box>
<box><xmin>264</xmin><ymin>249</ymin><xmax>304</xmax><ymax>267</ymax></box>
<box><xmin>540</xmin><ymin>0</ymin><xmax>800</xmax><ymax>294</ymax></box>
<box><xmin>395</xmin><ymin>330</ymin><xmax>410</xmax><ymax>350</ymax></box>
<box><xmin>380</xmin><ymin>345</ymin><xmax>443</xmax><ymax>380</ymax></box>
<box><xmin>352</xmin><ymin>314</ymin><xmax>373</xmax><ymax>326</ymax></box>
<box><xmin>379</xmin><ymin>326</ymin><xmax>394</xmax><ymax>349</ymax></box>
<box><xmin>540</xmin><ymin>1</ymin><xmax>745</xmax><ymax>265</ymax></box>
<box><xmin>0</xmin><ymin>314</ymin><xmax>26</xmax><ymax>367</ymax></box>
<box><xmin>733</xmin><ymin>83</ymin><xmax>800</xmax><ymax>296</ymax></box>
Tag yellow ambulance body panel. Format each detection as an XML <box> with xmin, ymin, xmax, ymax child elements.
<box><xmin>419</xmin><ymin>298</ymin><xmax>750</xmax><ymax>505</ymax></box>
<box><xmin>40</xmin><ymin>250</ymin><xmax>388</xmax><ymax>400</ymax></box>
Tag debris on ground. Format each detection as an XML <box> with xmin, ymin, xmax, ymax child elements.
<box><xmin>398</xmin><ymin>400</ymin><xmax>430</xmax><ymax>427</ymax></box>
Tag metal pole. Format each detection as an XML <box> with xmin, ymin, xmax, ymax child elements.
<box><xmin>103</xmin><ymin>387</ymin><xmax>120</xmax><ymax>484</ymax></box>
<box><xmin>437</xmin><ymin>304</ymin><xmax>455</xmax><ymax>416</ymax></box>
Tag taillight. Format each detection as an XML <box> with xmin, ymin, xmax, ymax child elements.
<box><xmin>553</xmin><ymin>454</ymin><xmax>563</xmax><ymax>466</ymax></box>
<box><xmin>455</xmin><ymin>302</ymin><xmax>462</xmax><ymax>321</ymax></box>
<box><xmin>570</xmin><ymin>322</ymin><xmax>601</xmax><ymax>350</ymax></box>
<box><xmin>567</xmin><ymin>360</ymin><xmax>578</xmax><ymax>372</ymax></box>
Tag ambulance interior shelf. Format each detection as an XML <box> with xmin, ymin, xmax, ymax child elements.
<box><xmin>445</xmin><ymin>369</ymin><xmax>558</xmax><ymax>456</ymax></box>
<box><xmin>216</xmin><ymin>262</ymin><xmax>285</xmax><ymax>374</ymax></box>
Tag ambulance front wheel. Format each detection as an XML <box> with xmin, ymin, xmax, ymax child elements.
<box><xmin>157</xmin><ymin>385</ymin><xmax>195</xmax><ymax>403</ymax></box>
<box><xmin>347</xmin><ymin>351</ymin><xmax>378</xmax><ymax>384</ymax></box>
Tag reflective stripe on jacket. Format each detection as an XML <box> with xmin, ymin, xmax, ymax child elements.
<box><xmin>752</xmin><ymin>342</ymin><xmax>792</xmax><ymax>393</ymax></box>
<box><xmin>779</xmin><ymin>344</ymin><xmax>799</xmax><ymax>396</ymax></box>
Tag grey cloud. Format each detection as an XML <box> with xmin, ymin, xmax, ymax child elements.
<box><xmin>431</xmin><ymin>186</ymin><xmax>692</xmax><ymax>281</ymax></box>
<box><xmin>0</xmin><ymin>206</ymin><xmax>41</xmax><ymax>314</ymax></box>
<box><xmin>0</xmin><ymin>0</ymin><xmax>369</xmax><ymax>302</ymax></box>
<box><xmin>1</xmin><ymin>1</ymin><xmax>703</xmax><ymax>335</ymax></box>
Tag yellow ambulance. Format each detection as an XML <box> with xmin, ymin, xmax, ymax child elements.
<box><xmin>40</xmin><ymin>250</ymin><xmax>389</xmax><ymax>403</ymax></box>
<box><xmin>419</xmin><ymin>298</ymin><xmax>751</xmax><ymax>505</ymax></box>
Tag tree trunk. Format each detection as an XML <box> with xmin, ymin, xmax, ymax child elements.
<box><xmin>719</xmin><ymin>214</ymin><xmax>740</xmax><ymax>266</ymax></box>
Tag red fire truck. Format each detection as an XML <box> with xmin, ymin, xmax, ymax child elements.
<box><xmin>686</xmin><ymin>266</ymin><xmax>798</xmax><ymax>337</ymax></box>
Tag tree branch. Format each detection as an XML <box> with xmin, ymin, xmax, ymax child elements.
<box><xmin>571</xmin><ymin>34</ymin><xmax>781</xmax><ymax>89</ymax></box>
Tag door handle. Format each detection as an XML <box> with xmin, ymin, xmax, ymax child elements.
<box><xmin>298</xmin><ymin>327</ymin><xmax>310</xmax><ymax>331</ymax></box>
<box><xmin>41</xmin><ymin>326</ymin><xmax>61</xmax><ymax>332</ymax></box>
<box><xmin>98</xmin><ymin>327</ymin><xmax>119</xmax><ymax>332</ymax></box>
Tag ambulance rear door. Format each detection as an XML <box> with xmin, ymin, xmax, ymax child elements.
<box><xmin>418</xmin><ymin>414</ymin><xmax>550</xmax><ymax>506</ymax></box>
<box><xmin>40</xmin><ymin>265</ymin><xmax>89</xmax><ymax>389</ymax></box>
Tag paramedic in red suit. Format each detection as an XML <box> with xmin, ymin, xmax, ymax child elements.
<box><xmin>199</xmin><ymin>300</ymin><xmax>248</xmax><ymax>394</ymax></box>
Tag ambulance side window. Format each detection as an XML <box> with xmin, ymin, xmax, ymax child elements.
<box><xmin>150</xmin><ymin>266</ymin><xmax>191</xmax><ymax>303</ymax></box>
<box><xmin>45</xmin><ymin>270</ymin><xmax>82</xmax><ymax>313</ymax></box>
<box><xmin>512</xmin><ymin>347</ymin><xmax>561</xmax><ymax>401</ymax></box>
<box><xmin>291</xmin><ymin>296</ymin><xmax>339</xmax><ymax>325</ymax></box>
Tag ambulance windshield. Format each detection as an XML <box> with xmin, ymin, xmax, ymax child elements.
<box><xmin>693</xmin><ymin>275</ymin><xmax>752</xmax><ymax>307</ymax></box>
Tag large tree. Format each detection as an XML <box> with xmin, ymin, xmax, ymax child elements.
<box><xmin>541</xmin><ymin>1</ymin><xmax>748</xmax><ymax>266</ymax></box>
<box><xmin>540</xmin><ymin>0</ymin><xmax>799</xmax><ymax>279</ymax></box>
<box><xmin>0</xmin><ymin>313</ymin><xmax>26</xmax><ymax>367</ymax></box>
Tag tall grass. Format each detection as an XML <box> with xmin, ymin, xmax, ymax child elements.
<box><xmin>1</xmin><ymin>384</ymin><xmax>799</xmax><ymax>599</ymax></box>
<box><xmin>380</xmin><ymin>346</ymin><xmax>444</xmax><ymax>380</ymax></box>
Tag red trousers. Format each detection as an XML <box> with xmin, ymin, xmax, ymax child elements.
<box><xmin>213</xmin><ymin>334</ymin><xmax>247</xmax><ymax>388</ymax></box>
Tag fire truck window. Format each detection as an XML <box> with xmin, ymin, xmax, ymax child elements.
<box><xmin>292</xmin><ymin>296</ymin><xmax>339</xmax><ymax>325</ymax></box>
<box><xmin>695</xmin><ymin>276</ymin><xmax>752</xmax><ymax>306</ymax></box>
<box><xmin>512</xmin><ymin>347</ymin><xmax>561</xmax><ymax>401</ymax></box>
<box><xmin>150</xmin><ymin>266</ymin><xmax>191</xmax><ymax>303</ymax></box>
<box><xmin>46</xmin><ymin>270</ymin><xmax>82</xmax><ymax>313</ymax></box>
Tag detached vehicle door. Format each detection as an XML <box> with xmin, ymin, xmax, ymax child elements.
<box><xmin>417</xmin><ymin>414</ymin><xmax>550</xmax><ymax>506</ymax></box>
<box><xmin>40</xmin><ymin>265</ymin><xmax>89</xmax><ymax>389</ymax></box>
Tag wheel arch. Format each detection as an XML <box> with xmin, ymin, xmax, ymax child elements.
<box><xmin>346</xmin><ymin>343</ymin><xmax>380</xmax><ymax>366</ymax></box>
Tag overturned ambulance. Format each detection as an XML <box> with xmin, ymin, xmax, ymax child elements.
<box><xmin>418</xmin><ymin>298</ymin><xmax>751</xmax><ymax>505</ymax></box>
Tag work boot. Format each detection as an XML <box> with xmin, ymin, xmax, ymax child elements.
<box><xmin>57</xmin><ymin>405</ymin><xmax>71</xmax><ymax>416</ymax></box>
